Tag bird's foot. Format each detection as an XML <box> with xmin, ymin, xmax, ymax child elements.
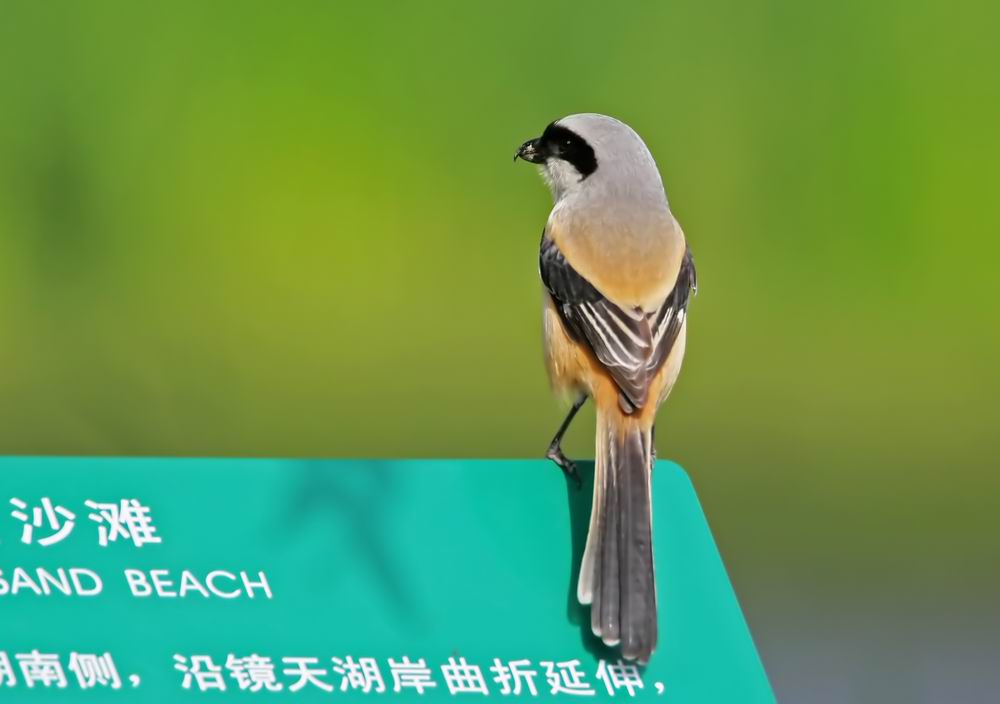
<box><xmin>546</xmin><ymin>442</ymin><xmax>582</xmax><ymax>489</ymax></box>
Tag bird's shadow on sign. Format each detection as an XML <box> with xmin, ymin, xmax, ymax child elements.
<box><xmin>276</xmin><ymin>461</ymin><xmax>418</xmax><ymax>626</ymax></box>
<box><xmin>563</xmin><ymin>460</ymin><xmax>619</xmax><ymax>663</ymax></box>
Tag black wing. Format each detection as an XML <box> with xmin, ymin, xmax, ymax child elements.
<box><xmin>647</xmin><ymin>246</ymin><xmax>697</xmax><ymax>375</ymax></box>
<box><xmin>540</xmin><ymin>235</ymin><xmax>696</xmax><ymax>413</ymax></box>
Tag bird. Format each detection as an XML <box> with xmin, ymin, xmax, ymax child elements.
<box><xmin>515</xmin><ymin>114</ymin><xmax>696</xmax><ymax>663</ymax></box>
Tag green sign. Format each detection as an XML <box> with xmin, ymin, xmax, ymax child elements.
<box><xmin>0</xmin><ymin>458</ymin><xmax>772</xmax><ymax>702</ymax></box>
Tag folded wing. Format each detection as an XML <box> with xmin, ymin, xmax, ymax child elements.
<box><xmin>540</xmin><ymin>235</ymin><xmax>696</xmax><ymax>412</ymax></box>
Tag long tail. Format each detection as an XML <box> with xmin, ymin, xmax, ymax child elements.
<box><xmin>577</xmin><ymin>409</ymin><xmax>657</xmax><ymax>663</ymax></box>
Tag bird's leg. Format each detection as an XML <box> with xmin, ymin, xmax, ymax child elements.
<box><xmin>546</xmin><ymin>395</ymin><xmax>587</xmax><ymax>488</ymax></box>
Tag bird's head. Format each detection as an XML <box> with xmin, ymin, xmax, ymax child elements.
<box><xmin>515</xmin><ymin>113</ymin><xmax>665</xmax><ymax>204</ymax></box>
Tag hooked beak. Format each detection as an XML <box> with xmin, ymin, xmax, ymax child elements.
<box><xmin>514</xmin><ymin>137</ymin><xmax>544</xmax><ymax>164</ymax></box>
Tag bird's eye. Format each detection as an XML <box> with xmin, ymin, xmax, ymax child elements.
<box><xmin>564</xmin><ymin>139</ymin><xmax>572</xmax><ymax>146</ymax></box>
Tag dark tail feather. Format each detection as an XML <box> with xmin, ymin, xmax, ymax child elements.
<box><xmin>578</xmin><ymin>412</ymin><xmax>657</xmax><ymax>663</ymax></box>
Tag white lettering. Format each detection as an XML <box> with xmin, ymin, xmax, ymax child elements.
<box><xmin>69</xmin><ymin>568</ymin><xmax>102</xmax><ymax>596</ymax></box>
<box><xmin>241</xmin><ymin>571</ymin><xmax>272</xmax><ymax>599</ymax></box>
<box><xmin>38</xmin><ymin>568</ymin><xmax>71</xmax><ymax>596</ymax></box>
<box><xmin>124</xmin><ymin>568</ymin><xmax>152</xmax><ymax>596</ymax></box>
<box><xmin>149</xmin><ymin>569</ymin><xmax>176</xmax><ymax>597</ymax></box>
<box><xmin>11</xmin><ymin>567</ymin><xmax>42</xmax><ymax>595</ymax></box>
<box><xmin>178</xmin><ymin>571</ymin><xmax>209</xmax><ymax>598</ymax></box>
<box><xmin>206</xmin><ymin>571</ymin><xmax>240</xmax><ymax>599</ymax></box>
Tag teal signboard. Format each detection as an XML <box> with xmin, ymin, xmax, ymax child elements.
<box><xmin>0</xmin><ymin>458</ymin><xmax>772</xmax><ymax>702</ymax></box>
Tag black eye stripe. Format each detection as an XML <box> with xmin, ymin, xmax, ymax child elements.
<box><xmin>540</xmin><ymin>123</ymin><xmax>598</xmax><ymax>179</ymax></box>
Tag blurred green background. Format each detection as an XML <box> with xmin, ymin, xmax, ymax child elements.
<box><xmin>1</xmin><ymin>2</ymin><xmax>998</xmax><ymax>699</ymax></box>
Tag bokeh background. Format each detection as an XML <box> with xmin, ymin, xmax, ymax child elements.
<box><xmin>1</xmin><ymin>2</ymin><xmax>998</xmax><ymax>700</ymax></box>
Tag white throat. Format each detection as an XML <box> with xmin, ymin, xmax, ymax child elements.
<box><xmin>539</xmin><ymin>159</ymin><xmax>584</xmax><ymax>204</ymax></box>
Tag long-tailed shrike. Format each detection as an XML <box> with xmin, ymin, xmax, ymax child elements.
<box><xmin>515</xmin><ymin>113</ymin><xmax>697</xmax><ymax>663</ymax></box>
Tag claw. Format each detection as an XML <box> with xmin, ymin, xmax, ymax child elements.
<box><xmin>546</xmin><ymin>443</ymin><xmax>582</xmax><ymax>489</ymax></box>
